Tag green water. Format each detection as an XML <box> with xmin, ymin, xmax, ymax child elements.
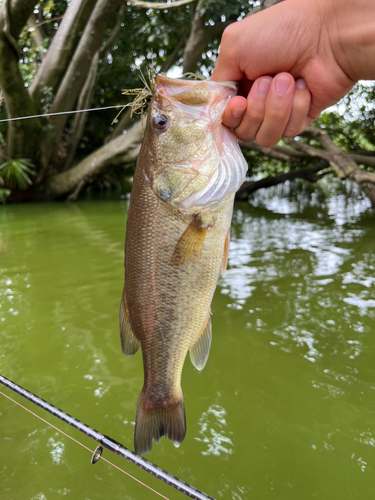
<box><xmin>0</xmin><ymin>185</ymin><xmax>374</xmax><ymax>500</ymax></box>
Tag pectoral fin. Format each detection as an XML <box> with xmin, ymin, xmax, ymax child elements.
<box><xmin>119</xmin><ymin>293</ymin><xmax>140</xmax><ymax>355</ymax></box>
<box><xmin>189</xmin><ymin>310</ymin><xmax>212</xmax><ymax>371</ymax></box>
<box><xmin>221</xmin><ymin>229</ymin><xmax>230</xmax><ymax>277</ymax></box>
<box><xmin>171</xmin><ymin>217</ymin><xmax>208</xmax><ymax>266</ymax></box>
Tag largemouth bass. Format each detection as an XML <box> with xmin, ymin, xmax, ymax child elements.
<box><xmin>120</xmin><ymin>75</ymin><xmax>247</xmax><ymax>456</ymax></box>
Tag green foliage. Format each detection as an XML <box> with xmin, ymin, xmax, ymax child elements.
<box><xmin>2</xmin><ymin>0</ymin><xmax>375</xmax><ymax>200</ymax></box>
<box><xmin>39</xmin><ymin>85</ymin><xmax>54</xmax><ymax>113</ymax></box>
<box><xmin>0</xmin><ymin>158</ymin><xmax>36</xmax><ymax>189</ymax></box>
<box><xmin>0</xmin><ymin>188</ymin><xmax>11</xmax><ymax>203</ymax></box>
<box><xmin>18</xmin><ymin>1</ymin><xmax>68</xmax><ymax>86</ymax></box>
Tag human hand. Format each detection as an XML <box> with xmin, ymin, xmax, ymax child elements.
<box><xmin>211</xmin><ymin>0</ymin><xmax>364</xmax><ymax>146</ymax></box>
<box><xmin>220</xmin><ymin>73</ymin><xmax>312</xmax><ymax>147</ymax></box>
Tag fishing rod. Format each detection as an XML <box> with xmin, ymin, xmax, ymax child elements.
<box><xmin>0</xmin><ymin>374</ymin><xmax>215</xmax><ymax>500</ymax></box>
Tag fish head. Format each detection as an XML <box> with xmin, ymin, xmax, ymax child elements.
<box><xmin>144</xmin><ymin>75</ymin><xmax>248</xmax><ymax>211</ymax></box>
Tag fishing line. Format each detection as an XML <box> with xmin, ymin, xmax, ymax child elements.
<box><xmin>0</xmin><ymin>105</ymin><xmax>126</xmax><ymax>123</ymax></box>
<box><xmin>0</xmin><ymin>390</ymin><xmax>169</xmax><ymax>500</ymax></box>
<box><xmin>0</xmin><ymin>374</ymin><xmax>215</xmax><ymax>500</ymax></box>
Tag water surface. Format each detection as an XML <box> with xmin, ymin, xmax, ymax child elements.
<box><xmin>0</xmin><ymin>184</ymin><xmax>374</xmax><ymax>500</ymax></box>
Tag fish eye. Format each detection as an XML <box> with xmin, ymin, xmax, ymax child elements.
<box><xmin>153</xmin><ymin>114</ymin><xmax>168</xmax><ymax>131</ymax></box>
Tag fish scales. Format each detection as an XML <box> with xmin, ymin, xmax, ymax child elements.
<box><xmin>120</xmin><ymin>75</ymin><xmax>248</xmax><ymax>455</ymax></box>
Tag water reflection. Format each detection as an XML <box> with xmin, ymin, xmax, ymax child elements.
<box><xmin>1</xmin><ymin>187</ymin><xmax>374</xmax><ymax>500</ymax></box>
<box><xmin>47</xmin><ymin>436</ymin><xmax>65</xmax><ymax>465</ymax></box>
<box><xmin>195</xmin><ymin>404</ymin><xmax>233</xmax><ymax>457</ymax></box>
<box><xmin>222</xmin><ymin>183</ymin><xmax>375</xmax><ymax>378</ymax></box>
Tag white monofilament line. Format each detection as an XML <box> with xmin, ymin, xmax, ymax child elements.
<box><xmin>0</xmin><ymin>105</ymin><xmax>125</xmax><ymax>123</ymax></box>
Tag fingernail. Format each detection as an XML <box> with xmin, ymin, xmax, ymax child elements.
<box><xmin>296</xmin><ymin>78</ymin><xmax>307</xmax><ymax>90</ymax></box>
<box><xmin>232</xmin><ymin>107</ymin><xmax>246</xmax><ymax>118</ymax></box>
<box><xmin>258</xmin><ymin>78</ymin><xmax>271</xmax><ymax>97</ymax></box>
<box><xmin>275</xmin><ymin>75</ymin><xmax>291</xmax><ymax>96</ymax></box>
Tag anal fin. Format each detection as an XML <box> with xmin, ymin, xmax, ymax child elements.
<box><xmin>171</xmin><ymin>216</ymin><xmax>208</xmax><ymax>266</ymax></box>
<box><xmin>189</xmin><ymin>309</ymin><xmax>212</xmax><ymax>371</ymax></box>
<box><xmin>221</xmin><ymin>229</ymin><xmax>230</xmax><ymax>277</ymax></box>
<box><xmin>119</xmin><ymin>292</ymin><xmax>140</xmax><ymax>355</ymax></box>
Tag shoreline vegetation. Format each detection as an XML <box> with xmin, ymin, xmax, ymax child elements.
<box><xmin>0</xmin><ymin>0</ymin><xmax>374</xmax><ymax>208</ymax></box>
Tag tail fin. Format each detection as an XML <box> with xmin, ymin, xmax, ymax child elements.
<box><xmin>134</xmin><ymin>391</ymin><xmax>186</xmax><ymax>456</ymax></box>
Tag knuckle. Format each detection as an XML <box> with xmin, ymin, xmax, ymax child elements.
<box><xmin>235</xmin><ymin>129</ymin><xmax>256</xmax><ymax>143</ymax></box>
<box><xmin>256</xmin><ymin>133</ymin><xmax>280</xmax><ymax>148</ymax></box>
<box><xmin>284</xmin><ymin>119</ymin><xmax>307</xmax><ymax>137</ymax></box>
<box><xmin>293</xmin><ymin>98</ymin><xmax>310</xmax><ymax>114</ymax></box>
<box><xmin>247</xmin><ymin>108</ymin><xmax>264</xmax><ymax>122</ymax></box>
<box><xmin>222</xmin><ymin>23</ymin><xmax>237</xmax><ymax>42</ymax></box>
<box><xmin>267</xmin><ymin>108</ymin><xmax>287</xmax><ymax>122</ymax></box>
<box><xmin>221</xmin><ymin>25</ymin><xmax>238</xmax><ymax>56</ymax></box>
<box><xmin>283</xmin><ymin>129</ymin><xmax>297</xmax><ymax>138</ymax></box>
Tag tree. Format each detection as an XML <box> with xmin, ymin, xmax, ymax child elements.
<box><xmin>0</xmin><ymin>0</ymin><xmax>374</xmax><ymax>207</ymax></box>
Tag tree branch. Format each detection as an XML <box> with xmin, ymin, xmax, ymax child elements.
<box><xmin>0</xmin><ymin>0</ymin><xmax>42</xmax><ymax>159</ymax></box>
<box><xmin>62</xmin><ymin>52</ymin><xmax>100</xmax><ymax>172</ymax></box>
<box><xmin>127</xmin><ymin>0</ymin><xmax>195</xmax><ymax>9</ymax></box>
<box><xmin>3</xmin><ymin>0</ymin><xmax>21</xmax><ymax>57</ymax></box>
<box><xmin>347</xmin><ymin>154</ymin><xmax>375</xmax><ymax>168</ymax></box>
<box><xmin>30</xmin><ymin>0</ymin><xmax>98</xmax><ymax>106</ymax></box>
<box><xmin>27</xmin><ymin>13</ymin><xmax>46</xmax><ymax>61</ymax></box>
<box><xmin>105</xmin><ymin>108</ymin><xmax>133</xmax><ymax>144</ymax></box>
<box><xmin>160</xmin><ymin>35</ymin><xmax>185</xmax><ymax>73</ymax></box>
<box><xmin>182</xmin><ymin>0</ymin><xmax>231</xmax><ymax>73</ymax></box>
<box><xmin>98</xmin><ymin>8</ymin><xmax>124</xmax><ymax>57</ymax></box>
<box><xmin>48</xmin><ymin>122</ymin><xmax>142</xmax><ymax>198</ymax></box>
<box><xmin>39</xmin><ymin>0</ymin><xmax>122</xmax><ymax>169</ymax></box>
<box><xmin>238</xmin><ymin>123</ymin><xmax>375</xmax><ymax>208</ymax></box>
<box><xmin>239</xmin><ymin>140</ymin><xmax>294</xmax><ymax>162</ymax></box>
<box><xmin>62</xmin><ymin>6</ymin><xmax>125</xmax><ymax>169</ymax></box>
<box><xmin>236</xmin><ymin>161</ymin><xmax>331</xmax><ymax>200</ymax></box>
<box><xmin>293</xmin><ymin>128</ymin><xmax>375</xmax><ymax>208</ymax></box>
<box><xmin>4</xmin><ymin>0</ymin><xmax>36</xmax><ymax>39</ymax></box>
<box><xmin>241</xmin><ymin>136</ymin><xmax>375</xmax><ymax>169</ymax></box>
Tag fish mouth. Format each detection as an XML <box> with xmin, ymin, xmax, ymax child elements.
<box><xmin>150</xmin><ymin>76</ymin><xmax>237</xmax><ymax>167</ymax></box>
<box><xmin>150</xmin><ymin>75</ymin><xmax>248</xmax><ymax>211</ymax></box>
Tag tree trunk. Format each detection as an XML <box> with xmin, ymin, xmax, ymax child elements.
<box><xmin>48</xmin><ymin>122</ymin><xmax>142</xmax><ymax>198</ymax></box>
<box><xmin>62</xmin><ymin>52</ymin><xmax>100</xmax><ymax>171</ymax></box>
<box><xmin>29</xmin><ymin>0</ymin><xmax>98</xmax><ymax>107</ymax></box>
<box><xmin>6</xmin><ymin>0</ymin><xmax>36</xmax><ymax>36</ymax></box>
<box><xmin>27</xmin><ymin>13</ymin><xmax>46</xmax><ymax>61</ymax></box>
<box><xmin>182</xmin><ymin>0</ymin><xmax>230</xmax><ymax>74</ymax></box>
<box><xmin>0</xmin><ymin>0</ymin><xmax>41</xmax><ymax>159</ymax></box>
<box><xmin>39</xmin><ymin>0</ymin><xmax>122</xmax><ymax>169</ymax></box>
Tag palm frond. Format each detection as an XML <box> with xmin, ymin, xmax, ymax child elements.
<box><xmin>0</xmin><ymin>158</ymin><xmax>35</xmax><ymax>190</ymax></box>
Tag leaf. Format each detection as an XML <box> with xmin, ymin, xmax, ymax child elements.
<box><xmin>0</xmin><ymin>158</ymin><xmax>35</xmax><ymax>190</ymax></box>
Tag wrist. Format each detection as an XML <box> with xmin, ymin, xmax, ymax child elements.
<box><xmin>316</xmin><ymin>0</ymin><xmax>375</xmax><ymax>82</ymax></box>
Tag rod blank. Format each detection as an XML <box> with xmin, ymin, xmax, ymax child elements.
<box><xmin>0</xmin><ymin>374</ymin><xmax>214</xmax><ymax>500</ymax></box>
